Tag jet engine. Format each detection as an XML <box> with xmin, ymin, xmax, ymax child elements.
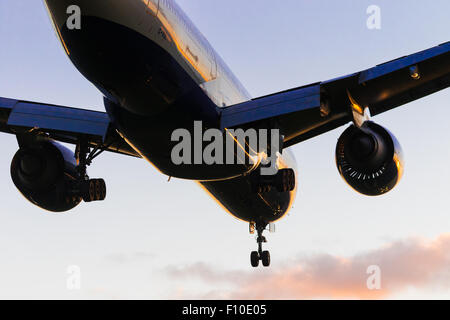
<box><xmin>335</xmin><ymin>121</ymin><xmax>404</xmax><ymax>196</ymax></box>
<box><xmin>10</xmin><ymin>140</ymin><xmax>105</xmax><ymax>212</ymax></box>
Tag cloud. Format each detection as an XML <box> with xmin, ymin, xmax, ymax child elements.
<box><xmin>165</xmin><ymin>234</ymin><xmax>450</xmax><ymax>299</ymax></box>
<box><xmin>105</xmin><ymin>251</ymin><xmax>155</xmax><ymax>264</ymax></box>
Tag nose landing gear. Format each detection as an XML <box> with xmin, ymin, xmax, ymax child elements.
<box><xmin>250</xmin><ymin>222</ymin><xmax>271</xmax><ymax>267</ymax></box>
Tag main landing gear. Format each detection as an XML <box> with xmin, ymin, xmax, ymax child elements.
<box><xmin>74</xmin><ymin>139</ymin><xmax>107</xmax><ymax>202</ymax></box>
<box><xmin>79</xmin><ymin>178</ymin><xmax>107</xmax><ymax>202</ymax></box>
<box><xmin>250</xmin><ymin>222</ymin><xmax>271</xmax><ymax>267</ymax></box>
<box><xmin>251</xmin><ymin>168</ymin><xmax>296</xmax><ymax>193</ymax></box>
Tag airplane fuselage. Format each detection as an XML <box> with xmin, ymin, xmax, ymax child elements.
<box><xmin>43</xmin><ymin>0</ymin><xmax>298</xmax><ymax>224</ymax></box>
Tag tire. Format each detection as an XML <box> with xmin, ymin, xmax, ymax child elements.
<box><xmin>275</xmin><ymin>169</ymin><xmax>295</xmax><ymax>192</ymax></box>
<box><xmin>288</xmin><ymin>169</ymin><xmax>295</xmax><ymax>191</ymax></box>
<box><xmin>261</xmin><ymin>250</ymin><xmax>270</xmax><ymax>267</ymax></box>
<box><xmin>81</xmin><ymin>180</ymin><xmax>94</xmax><ymax>202</ymax></box>
<box><xmin>250</xmin><ymin>251</ymin><xmax>260</xmax><ymax>267</ymax></box>
<box><xmin>89</xmin><ymin>179</ymin><xmax>96</xmax><ymax>201</ymax></box>
<box><xmin>275</xmin><ymin>169</ymin><xmax>288</xmax><ymax>192</ymax></box>
<box><xmin>95</xmin><ymin>179</ymin><xmax>102</xmax><ymax>200</ymax></box>
<box><xmin>81</xmin><ymin>179</ymin><xmax>106</xmax><ymax>202</ymax></box>
<box><xmin>94</xmin><ymin>179</ymin><xmax>107</xmax><ymax>201</ymax></box>
<box><xmin>100</xmin><ymin>179</ymin><xmax>107</xmax><ymax>200</ymax></box>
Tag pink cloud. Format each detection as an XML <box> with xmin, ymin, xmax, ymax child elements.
<box><xmin>165</xmin><ymin>234</ymin><xmax>450</xmax><ymax>299</ymax></box>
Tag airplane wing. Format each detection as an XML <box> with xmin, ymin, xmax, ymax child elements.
<box><xmin>220</xmin><ymin>41</ymin><xmax>450</xmax><ymax>148</ymax></box>
<box><xmin>0</xmin><ymin>97</ymin><xmax>140</xmax><ymax>158</ymax></box>
<box><xmin>1</xmin><ymin>42</ymin><xmax>448</xmax><ymax>157</ymax></box>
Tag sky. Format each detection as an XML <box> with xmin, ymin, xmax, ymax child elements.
<box><xmin>0</xmin><ymin>0</ymin><xmax>449</xmax><ymax>299</ymax></box>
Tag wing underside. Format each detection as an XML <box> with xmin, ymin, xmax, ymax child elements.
<box><xmin>0</xmin><ymin>97</ymin><xmax>140</xmax><ymax>157</ymax></box>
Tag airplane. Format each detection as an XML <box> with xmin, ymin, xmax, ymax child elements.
<box><xmin>0</xmin><ymin>0</ymin><xmax>448</xmax><ymax>268</ymax></box>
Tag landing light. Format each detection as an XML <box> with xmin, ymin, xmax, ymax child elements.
<box><xmin>409</xmin><ymin>65</ymin><xmax>421</xmax><ymax>80</ymax></box>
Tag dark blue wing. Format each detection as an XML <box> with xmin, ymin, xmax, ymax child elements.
<box><xmin>220</xmin><ymin>41</ymin><xmax>450</xmax><ymax>147</ymax></box>
<box><xmin>0</xmin><ymin>97</ymin><xmax>140</xmax><ymax>157</ymax></box>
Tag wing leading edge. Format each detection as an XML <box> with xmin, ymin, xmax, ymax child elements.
<box><xmin>220</xmin><ymin>41</ymin><xmax>450</xmax><ymax>148</ymax></box>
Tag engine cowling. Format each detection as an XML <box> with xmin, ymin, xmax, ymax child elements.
<box><xmin>11</xmin><ymin>140</ymin><xmax>82</xmax><ymax>212</ymax></box>
<box><xmin>336</xmin><ymin>121</ymin><xmax>404</xmax><ymax>196</ymax></box>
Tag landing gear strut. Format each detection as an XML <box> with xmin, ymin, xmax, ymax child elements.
<box><xmin>250</xmin><ymin>222</ymin><xmax>271</xmax><ymax>267</ymax></box>
<box><xmin>73</xmin><ymin>139</ymin><xmax>107</xmax><ymax>202</ymax></box>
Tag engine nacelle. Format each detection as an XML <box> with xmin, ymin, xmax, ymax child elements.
<box><xmin>336</xmin><ymin>121</ymin><xmax>404</xmax><ymax>196</ymax></box>
<box><xmin>11</xmin><ymin>140</ymin><xmax>82</xmax><ymax>212</ymax></box>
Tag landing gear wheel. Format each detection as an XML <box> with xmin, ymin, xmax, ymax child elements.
<box><xmin>256</xmin><ymin>185</ymin><xmax>272</xmax><ymax>193</ymax></box>
<box><xmin>82</xmin><ymin>179</ymin><xmax>107</xmax><ymax>202</ymax></box>
<box><xmin>250</xmin><ymin>251</ymin><xmax>259</xmax><ymax>267</ymax></box>
<box><xmin>94</xmin><ymin>179</ymin><xmax>107</xmax><ymax>201</ymax></box>
<box><xmin>251</xmin><ymin>168</ymin><xmax>295</xmax><ymax>193</ymax></box>
<box><xmin>82</xmin><ymin>180</ymin><xmax>94</xmax><ymax>202</ymax></box>
<box><xmin>275</xmin><ymin>168</ymin><xmax>295</xmax><ymax>192</ymax></box>
<box><xmin>261</xmin><ymin>250</ymin><xmax>270</xmax><ymax>267</ymax></box>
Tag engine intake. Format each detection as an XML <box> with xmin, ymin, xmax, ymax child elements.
<box><xmin>336</xmin><ymin>121</ymin><xmax>404</xmax><ymax>196</ymax></box>
<box><xmin>11</xmin><ymin>141</ymin><xmax>82</xmax><ymax>212</ymax></box>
